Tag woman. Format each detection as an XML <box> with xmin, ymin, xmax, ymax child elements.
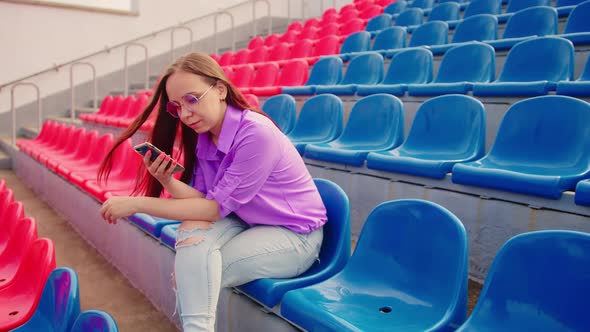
<box><xmin>98</xmin><ymin>52</ymin><xmax>327</xmax><ymax>331</ymax></box>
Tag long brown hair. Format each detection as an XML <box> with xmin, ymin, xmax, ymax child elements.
<box><xmin>98</xmin><ymin>52</ymin><xmax>271</xmax><ymax>198</ymax></box>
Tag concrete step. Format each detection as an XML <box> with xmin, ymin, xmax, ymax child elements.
<box><xmin>45</xmin><ymin>116</ymin><xmax>83</xmax><ymax>127</ymax></box>
<box><xmin>0</xmin><ymin>149</ymin><xmax>10</xmax><ymax>170</ymax></box>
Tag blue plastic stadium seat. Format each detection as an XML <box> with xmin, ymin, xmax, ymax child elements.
<box><xmin>282</xmin><ymin>57</ymin><xmax>342</xmax><ymax>95</ymax></box>
<box><xmin>303</xmin><ymin>94</ymin><xmax>404</xmax><ymax>166</ymax></box>
<box><xmin>127</xmin><ymin>213</ymin><xmax>181</xmax><ymax>238</ymax></box>
<box><xmin>365</xmin><ymin>14</ymin><xmax>393</xmax><ymax>34</ymax></box>
<box><xmin>357</xmin><ymin>48</ymin><xmax>433</xmax><ymax>96</ymax></box>
<box><xmin>496</xmin><ymin>0</ymin><xmax>550</xmax><ymax>23</ymax></box>
<box><xmin>430</xmin><ymin>14</ymin><xmax>498</xmax><ymax>55</ymax></box>
<box><xmin>160</xmin><ymin>224</ymin><xmax>179</xmax><ymax>250</ymax></box>
<box><xmin>456</xmin><ymin>230</ymin><xmax>590</xmax><ymax>331</ymax></box>
<box><xmin>369</xmin><ymin>26</ymin><xmax>407</xmax><ymax>56</ymax></box>
<box><xmin>410</xmin><ymin>0</ymin><xmax>434</xmax><ymax>9</ymax></box>
<box><xmin>12</xmin><ymin>267</ymin><xmax>81</xmax><ymax>332</ymax></box>
<box><xmin>473</xmin><ymin>37</ymin><xmax>574</xmax><ymax>96</ymax></box>
<box><xmin>384</xmin><ymin>0</ymin><xmax>408</xmax><ymax>15</ymax></box>
<box><xmin>394</xmin><ymin>8</ymin><xmax>424</xmax><ymax>27</ymax></box>
<box><xmin>463</xmin><ymin>0</ymin><xmax>503</xmax><ymax>18</ymax></box>
<box><xmin>287</xmin><ymin>94</ymin><xmax>343</xmax><ymax>155</ymax></box>
<box><xmin>338</xmin><ymin>31</ymin><xmax>372</xmax><ymax>61</ymax></box>
<box><xmin>487</xmin><ymin>6</ymin><xmax>558</xmax><ymax>51</ymax></box>
<box><xmin>367</xmin><ymin>95</ymin><xmax>486</xmax><ymax>179</ymax></box>
<box><xmin>426</xmin><ymin>2</ymin><xmax>460</xmax><ymax>22</ymax></box>
<box><xmin>452</xmin><ymin>95</ymin><xmax>590</xmax><ymax>199</ymax></box>
<box><xmin>261</xmin><ymin>94</ymin><xmax>297</xmax><ymax>135</ymax></box>
<box><xmin>555</xmin><ymin>0</ymin><xmax>588</xmax><ymax>17</ymax></box>
<box><xmin>71</xmin><ymin>310</ymin><xmax>119</xmax><ymax>332</ymax></box>
<box><xmin>237</xmin><ymin>178</ymin><xmax>351</xmax><ymax>308</ymax></box>
<box><xmin>559</xmin><ymin>0</ymin><xmax>590</xmax><ymax>45</ymax></box>
<box><xmin>575</xmin><ymin>179</ymin><xmax>590</xmax><ymax>205</ymax></box>
<box><xmin>281</xmin><ymin>199</ymin><xmax>468</xmax><ymax>332</ymax></box>
<box><xmin>399</xmin><ymin>21</ymin><xmax>448</xmax><ymax>50</ymax></box>
<box><xmin>409</xmin><ymin>42</ymin><xmax>495</xmax><ymax>95</ymax></box>
<box><xmin>557</xmin><ymin>54</ymin><xmax>590</xmax><ymax>96</ymax></box>
<box><xmin>315</xmin><ymin>53</ymin><xmax>384</xmax><ymax>95</ymax></box>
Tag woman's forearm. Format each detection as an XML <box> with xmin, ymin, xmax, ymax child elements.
<box><xmin>136</xmin><ymin>196</ymin><xmax>220</xmax><ymax>222</ymax></box>
<box><xmin>162</xmin><ymin>178</ymin><xmax>205</xmax><ymax>199</ymax></box>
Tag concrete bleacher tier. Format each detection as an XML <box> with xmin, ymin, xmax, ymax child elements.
<box><xmin>8</xmin><ymin>0</ymin><xmax>590</xmax><ymax>330</ymax></box>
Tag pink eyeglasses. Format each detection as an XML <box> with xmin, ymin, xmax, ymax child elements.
<box><xmin>166</xmin><ymin>84</ymin><xmax>215</xmax><ymax>118</ymax></box>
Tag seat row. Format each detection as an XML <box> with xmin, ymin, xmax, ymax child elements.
<box><xmin>262</xmin><ymin>93</ymin><xmax>590</xmax><ymax>201</ymax></box>
<box><xmin>285</xmin><ymin>36</ymin><xmax>589</xmax><ymax>97</ymax></box>
<box><xmin>0</xmin><ymin>180</ymin><xmax>118</xmax><ymax>331</ymax></box>
<box><xmin>128</xmin><ymin>179</ymin><xmax>590</xmax><ymax>331</ymax></box>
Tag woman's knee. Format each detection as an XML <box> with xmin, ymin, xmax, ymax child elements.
<box><xmin>175</xmin><ymin>221</ymin><xmax>213</xmax><ymax>248</ymax></box>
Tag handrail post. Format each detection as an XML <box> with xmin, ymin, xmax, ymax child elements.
<box><xmin>170</xmin><ymin>26</ymin><xmax>194</xmax><ymax>61</ymax></box>
<box><xmin>214</xmin><ymin>11</ymin><xmax>236</xmax><ymax>54</ymax></box>
<box><xmin>70</xmin><ymin>62</ymin><xmax>97</xmax><ymax>120</ymax></box>
<box><xmin>124</xmin><ymin>43</ymin><xmax>150</xmax><ymax>96</ymax></box>
<box><xmin>252</xmin><ymin>0</ymin><xmax>272</xmax><ymax>37</ymax></box>
<box><xmin>11</xmin><ymin>83</ymin><xmax>41</xmax><ymax>145</ymax></box>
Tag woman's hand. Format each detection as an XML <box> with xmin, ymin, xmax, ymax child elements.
<box><xmin>144</xmin><ymin>150</ymin><xmax>179</xmax><ymax>186</ymax></box>
<box><xmin>100</xmin><ymin>196</ymin><xmax>142</xmax><ymax>224</ymax></box>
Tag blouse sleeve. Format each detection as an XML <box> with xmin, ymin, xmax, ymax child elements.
<box><xmin>205</xmin><ymin>123</ymin><xmax>282</xmax><ymax>217</ymax></box>
<box><xmin>193</xmin><ymin>162</ymin><xmax>206</xmax><ymax>195</ymax></box>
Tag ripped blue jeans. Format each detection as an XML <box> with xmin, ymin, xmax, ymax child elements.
<box><xmin>174</xmin><ymin>214</ymin><xmax>323</xmax><ymax>332</ymax></box>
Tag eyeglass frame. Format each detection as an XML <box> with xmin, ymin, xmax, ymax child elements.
<box><xmin>166</xmin><ymin>83</ymin><xmax>216</xmax><ymax>118</ymax></box>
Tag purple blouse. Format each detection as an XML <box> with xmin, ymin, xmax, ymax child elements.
<box><xmin>193</xmin><ymin>105</ymin><xmax>327</xmax><ymax>234</ymax></box>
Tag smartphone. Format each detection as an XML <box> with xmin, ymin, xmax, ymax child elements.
<box><xmin>133</xmin><ymin>142</ymin><xmax>185</xmax><ymax>174</ymax></box>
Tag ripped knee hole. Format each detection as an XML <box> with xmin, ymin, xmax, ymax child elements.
<box><xmin>176</xmin><ymin>235</ymin><xmax>205</xmax><ymax>247</ymax></box>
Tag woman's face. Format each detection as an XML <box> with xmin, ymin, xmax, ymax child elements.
<box><xmin>166</xmin><ymin>70</ymin><xmax>227</xmax><ymax>136</ymax></box>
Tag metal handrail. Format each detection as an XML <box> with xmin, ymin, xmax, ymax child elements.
<box><xmin>214</xmin><ymin>11</ymin><xmax>236</xmax><ymax>54</ymax></box>
<box><xmin>11</xmin><ymin>83</ymin><xmax>41</xmax><ymax>145</ymax></box>
<box><xmin>70</xmin><ymin>62</ymin><xmax>97</xmax><ymax>120</ymax></box>
<box><xmin>170</xmin><ymin>26</ymin><xmax>194</xmax><ymax>61</ymax></box>
<box><xmin>124</xmin><ymin>43</ymin><xmax>150</xmax><ymax>96</ymax></box>
<box><xmin>252</xmin><ymin>0</ymin><xmax>272</xmax><ymax>37</ymax></box>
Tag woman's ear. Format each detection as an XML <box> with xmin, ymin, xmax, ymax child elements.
<box><xmin>216</xmin><ymin>81</ymin><xmax>228</xmax><ymax>102</ymax></box>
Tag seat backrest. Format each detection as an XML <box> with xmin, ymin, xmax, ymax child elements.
<box><xmin>489</xmin><ymin>95</ymin><xmax>590</xmax><ymax>166</ymax></box>
<box><xmin>366</xmin><ymin>14</ymin><xmax>393</xmax><ymax>32</ymax></box>
<box><xmin>505</xmin><ymin>0</ymin><xmax>550</xmax><ymax>13</ymax></box>
<box><xmin>349</xmin><ymin>199</ymin><xmax>468</xmax><ymax>323</ymax></box>
<box><xmin>498</xmin><ymin>37</ymin><xmax>574</xmax><ymax>83</ymax></box>
<box><xmin>394</xmin><ymin>8</ymin><xmax>424</xmax><ymax>26</ymax></box>
<box><xmin>317</xmin><ymin>22</ymin><xmax>340</xmax><ymax>39</ymax></box>
<box><xmin>502</xmin><ymin>6</ymin><xmax>558</xmax><ymax>39</ymax></box>
<box><xmin>464</xmin><ymin>0</ymin><xmax>502</xmax><ymax>18</ymax></box>
<box><xmin>0</xmin><ymin>217</ymin><xmax>36</xmax><ymax>292</ymax></box>
<box><xmin>340</xmin><ymin>31</ymin><xmax>372</xmax><ymax>54</ymax></box>
<box><xmin>460</xmin><ymin>231</ymin><xmax>590</xmax><ymax>331</ymax></box>
<box><xmin>0</xmin><ymin>189</ymin><xmax>15</xmax><ymax>214</ymax></box>
<box><xmin>232</xmin><ymin>49</ymin><xmax>251</xmax><ymax>65</ymax></box>
<box><xmin>287</xmin><ymin>94</ymin><xmax>343</xmax><ymax>142</ymax></box>
<box><xmin>231</xmin><ymin>64</ymin><xmax>254</xmax><ymax>88</ymax></box>
<box><xmin>340</xmin><ymin>18</ymin><xmax>367</xmax><ymax>36</ymax></box>
<box><xmin>439</xmin><ymin>0</ymin><xmax>465</xmax><ymax>3</ymax></box>
<box><xmin>218</xmin><ymin>51</ymin><xmax>234</xmax><ymax>67</ymax></box>
<box><xmin>289</xmin><ymin>38</ymin><xmax>314</xmax><ymax>59</ymax></box>
<box><xmin>298</xmin><ymin>26</ymin><xmax>318</xmax><ymax>40</ymax></box>
<box><xmin>278</xmin><ymin>29</ymin><xmax>299</xmax><ymax>44</ymax></box>
<box><xmin>563</xmin><ymin>0</ymin><xmax>590</xmax><ymax>34</ymax></box>
<box><xmin>278</xmin><ymin>59</ymin><xmax>309</xmax><ymax>87</ymax></box>
<box><xmin>287</xmin><ymin>20</ymin><xmax>303</xmax><ymax>32</ymax></box>
<box><xmin>556</xmin><ymin>0</ymin><xmax>587</xmax><ymax>6</ymax></box>
<box><xmin>313</xmin><ymin>35</ymin><xmax>342</xmax><ymax>57</ymax></box>
<box><xmin>71</xmin><ymin>130</ymin><xmax>99</xmax><ymax>162</ymax></box>
<box><xmin>336</xmin><ymin>94</ymin><xmax>404</xmax><ymax>149</ymax></box>
<box><xmin>96</xmin><ymin>95</ymin><xmax>113</xmax><ymax>115</ymax></box>
<box><xmin>85</xmin><ymin>133</ymin><xmax>115</xmax><ymax>166</ymax></box>
<box><xmin>372</xmin><ymin>26</ymin><xmax>407</xmax><ymax>51</ymax></box>
<box><xmin>410</xmin><ymin>0</ymin><xmax>434</xmax><ymax>9</ymax></box>
<box><xmin>401</xmin><ymin>94</ymin><xmax>486</xmax><ymax>159</ymax></box>
<box><xmin>340</xmin><ymin>53</ymin><xmax>384</xmax><ymax>85</ymax></box>
<box><xmin>409</xmin><ymin>21</ymin><xmax>449</xmax><ymax>47</ymax></box>
<box><xmin>337</xmin><ymin>9</ymin><xmax>359</xmax><ymax>24</ymax></box>
<box><xmin>302</xmin><ymin>179</ymin><xmax>351</xmax><ymax>275</ymax></box>
<box><xmin>244</xmin><ymin>94</ymin><xmax>260</xmax><ymax>109</ymax></box>
<box><xmin>222</xmin><ymin>66</ymin><xmax>234</xmax><ymax>81</ymax></box>
<box><xmin>434</xmin><ymin>42</ymin><xmax>496</xmax><ymax>83</ymax></box>
<box><xmin>383</xmin><ymin>47</ymin><xmax>433</xmax><ymax>84</ymax></box>
<box><xmin>33</xmin><ymin>267</ymin><xmax>81</xmax><ymax>332</ymax></box>
<box><xmin>247</xmin><ymin>36</ymin><xmax>264</xmax><ymax>50</ymax></box>
<box><xmin>71</xmin><ymin>310</ymin><xmax>119</xmax><ymax>332</ymax></box>
<box><xmin>384</xmin><ymin>0</ymin><xmax>407</xmax><ymax>15</ymax></box>
<box><xmin>358</xmin><ymin>5</ymin><xmax>384</xmax><ymax>20</ymax></box>
<box><xmin>268</xmin><ymin>42</ymin><xmax>292</xmax><ymax>61</ymax></box>
<box><xmin>261</xmin><ymin>94</ymin><xmax>297</xmax><ymax>134</ymax></box>
<box><xmin>304</xmin><ymin>56</ymin><xmax>343</xmax><ymax>86</ymax></box>
<box><xmin>452</xmin><ymin>14</ymin><xmax>498</xmax><ymax>43</ymax></box>
<box><xmin>578</xmin><ymin>55</ymin><xmax>590</xmax><ymax>81</ymax></box>
<box><xmin>263</xmin><ymin>34</ymin><xmax>280</xmax><ymax>47</ymax></box>
<box><xmin>428</xmin><ymin>2</ymin><xmax>460</xmax><ymax>22</ymax></box>
<box><xmin>0</xmin><ymin>201</ymin><xmax>24</xmax><ymax>244</ymax></box>
<box><xmin>247</xmin><ymin>46</ymin><xmax>268</xmax><ymax>64</ymax></box>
